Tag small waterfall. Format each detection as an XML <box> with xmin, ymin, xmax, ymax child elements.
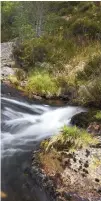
<box><xmin>1</xmin><ymin>96</ymin><xmax>86</xmax><ymax>157</ymax></box>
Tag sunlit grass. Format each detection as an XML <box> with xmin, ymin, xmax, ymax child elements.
<box><xmin>41</xmin><ymin>125</ymin><xmax>98</xmax><ymax>152</ymax></box>
<box><xmin>95</xmin><ymin>111</ymin><xmax>101</xmax><ymax>120</ymax></box>
<box><xmin>25</xmin><ymin>71</ymin><xmax>60</xmax><ymax>97</ymax></box>
<box><xmin>8</xmin><ymin>75</ymin><xmax>19</xmax><ymax>86</ymax></box>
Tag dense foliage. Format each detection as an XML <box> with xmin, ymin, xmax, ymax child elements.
<box><xmin>1</xmin><ymin>1</ymin><xmax>101</xmax><ymax>106</ymax></box>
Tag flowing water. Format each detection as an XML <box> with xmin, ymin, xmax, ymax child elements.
<box><xmin>1</xmin><ymin>95</ymin><xmax>86</xmax><ymax>201</ymax></box>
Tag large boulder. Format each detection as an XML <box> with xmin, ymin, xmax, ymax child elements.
<box><xmin>1</xmin><ymin>42</ymin><xmax>16</xmax><ymax>79</ymax></box>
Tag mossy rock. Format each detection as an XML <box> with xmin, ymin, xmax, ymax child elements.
<box><xmin>70</xmin><ymin>110</ymin><xmax>98</xmax><ymax>128</ymax></box>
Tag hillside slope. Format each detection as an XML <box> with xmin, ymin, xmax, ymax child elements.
<box><xmin>1</xmin><ymin>2</ymin><xmax>101</xmax><ymax>106</ymax></box>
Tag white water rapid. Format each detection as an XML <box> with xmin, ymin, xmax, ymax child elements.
<box><xmin>1</xmin><ymin>96</ymin><xmax>86</xmax><ymax>158</ymax></box>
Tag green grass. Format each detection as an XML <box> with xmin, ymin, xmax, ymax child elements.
<box><xmin>11</xmin><ymin>39</ymin><xmax>101</xmax><ymax>107</ymax></box>
<box><xmin>72</xmin><ymin>50</ymin><xmax>101</xmax><ymax>106</ymax></box>
<box><xmin>77</xmin><ymin>55</ymin><xmax>101</xmax><ymax>82</ymax></box>
<box><xmin>95</xmin><ymin>111</ymin><xmax>101</xmax><ymax>120</ymax></box>
<box><xmin>9</xmin><ymin>2</ymin><xmax>101</xmax><ymax>107</ymax></box>
<box><xmin>8</xmin><ymin>75</ymin><xmax>19</xmax><ymax>86</ymax></box>
<box><xmin>77</xmin><ymin>77</ymin><xmax>101</xmax><ymax>106</ymax></box>
<box><xmin>13</xmin><ymin>35</ymin><xmax>77</xmax><ymax>72</ymax></box>
<box><xmin>25</xmin><ymin>70</ymin><xmax>60</xmax><ymax>97</ymax></box>
<box><xmin>42</xmin><ymin>125</ymin><xmax>97</xmax><ymax>152</ymax></box>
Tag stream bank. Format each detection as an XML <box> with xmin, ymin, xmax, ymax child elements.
<box><xmin>2</xmin><ymin>84</ymin><xmax>87</xmax><ymax>201</ymax></box>
<box><xmin>1</xmin><ymin>41</ymin><xmax>101</xmax><ymax>201</ymax></box>
<box><xmin>31</xmin><ymin>130</ymin><xmax>101</xmax><ymax>201</ymax></box>
<box><xmin>1</xmin><ymin>83</ymin><xmax>101</xmax><ymax>201</ymax></box>
<box><xmin>1</xmin><ymin>42</ymin><xmax>76</xmax><ymax>104</ymax></box>
<box><xmin>1</xmin><ymin>41</ymin><xmax>101</xmax><ymax>109</ymax></box>
<box><xmin>31</xmin><ymin>108</ymin><xmax>101</xmax><ymax>201</ymax></box>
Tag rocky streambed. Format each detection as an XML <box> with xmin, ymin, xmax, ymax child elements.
<box><xmin>31</xmin><ymin>121</ymin><xmax>101</xmax><ymax>201</ymax></box>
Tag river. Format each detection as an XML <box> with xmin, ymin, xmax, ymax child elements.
<box><xmin>1</xmin><ymin>90</ymin><xmax>85</xmax><ymax>201</ymax></box>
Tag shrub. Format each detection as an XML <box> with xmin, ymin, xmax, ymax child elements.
<box><xmin>55</xmin><ymin>74</ymin><xmax>68</xmax><ymax>88</ymax></box>
<box><xmin>13</xmin><ymin>35</ymin><xmax>77</xmax><ymax>72</ymax></box>
<box><xmin>25</xmin><ymin>71</ymin><xmax>60</xmax><ymax>97</ymax></box>
<box><xmin>78</xmin><ymin>2</ymin><xmax>93</xmax><ymax>13</ymax></box>
<box><xmin>70</xmin><ymin>18</ymin><xmax>101</xmax><ymax>40</ymax></box>
<box><xmin>13</xmin><ymin>16</ymin><xmax>79</xmax><ymax>70</ymax></box>
<box><xmin>77</xmin><ymin>55</ymin><xmax>101</xmax><ymax>81</ymax></box>
<box><xmin>78</xmin><ymin>78</ymin><xmax>101</xmax><ymax>106</ymax></box>
<box><xmin>43</xmin><ymin>125</ymin><xmax>97</xmax><ymax>152</ymax></box>
<box><xmin>13</xmin><ymin>38</ymin><xmax>48</xmax><ymax>70</ymax></box>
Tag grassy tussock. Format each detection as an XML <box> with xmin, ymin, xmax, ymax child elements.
<box><xmin>41</xmin><ymin>125</ymin><xmax>97</xmax><ymax>152</ymax></box>
<box><xmin>25</xmin><ymin>71</ymin><xmax>60</xmax><ymax>97</ymax></box>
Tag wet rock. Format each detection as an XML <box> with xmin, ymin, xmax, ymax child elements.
<box><xmin>31</xmin><ymin>144</ymin><xmax>101</xmax><ymax>201</ymax></box>
<box><xmin>31</xmin><ymin>150</ymin><xmax>57</xmax><ymax>201</ymax></box>
<box><xmin>71</xmin><ymin>112</ymin><xmax>90</xmax><ymax>128</ymax></box>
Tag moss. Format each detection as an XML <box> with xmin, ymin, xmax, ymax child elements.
<box><xmin>71</xmin><ymin>109</ymin><xmax>101</xmax><ymax>128</ymax></box>
<box><xmin>71</xmin><ymin>111</ymin><xmax>96</xmax><ymax>128</ymax></box>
